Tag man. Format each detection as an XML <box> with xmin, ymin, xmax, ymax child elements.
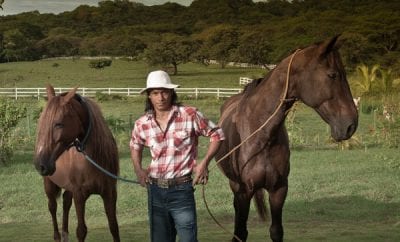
<box><xmin>130</xmin><ymin>70</ymin><xmax>225</xmax><ymax>242</ymax></box>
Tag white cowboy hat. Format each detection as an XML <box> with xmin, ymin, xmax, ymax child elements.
<box><xmin>140</xmin><ymin>70</ymin><xmax>180</xmax><ymax>94</ymax></box>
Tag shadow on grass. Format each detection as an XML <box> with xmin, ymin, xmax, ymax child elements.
<box><xmin>284</xmin><ymin>195</ymin><xmax>400</xmax><ymax>222</ymax></box>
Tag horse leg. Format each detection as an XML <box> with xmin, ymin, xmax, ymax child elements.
<box><xmin>62</xmin><ymin>191</ymin><xmax>73</xmax><ymax>242</ymax></box>
<box><xmin>232</xmin><ymin>190</ymin><xmax>252</xmax><ymax>242</ymax></box>
<box><xmin>101</xmin><ymin>186</ymin><xmax>120</xmax><ymax>242</ymax></box>
<box><xmin>44</xmin><ymin>178</ymin><xmax>61</xmax><ymax>242</ymax></box>
<box><xmin>268</xmin><ymin>185</ymin><xmax>288</xmax><ymax>242</ymax></box>
<box><xmin>73</xmin><ymin>192</ymin><xmax>89</xmax><ymax>242</ymax></box>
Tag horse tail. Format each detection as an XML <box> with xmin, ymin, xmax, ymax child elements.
<box><xmin>254</xmin><ymin>189</ymin><xmax>268</xmax><ymax>221</ymax></box>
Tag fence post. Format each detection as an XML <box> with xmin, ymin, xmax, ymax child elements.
<box><xmin>15</xmin><ymin>88</ymin><xmax>18</xmax><ymax>100</ymax></box>
<box><xmin>195</xmin><ymin>88</ymin><xmax>198</xmax><ymax>100</ymax></box>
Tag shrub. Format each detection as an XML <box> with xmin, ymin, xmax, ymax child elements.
<box><xmin>89</xmin><ymin>59</ymin><xmax>112</xmax><ymax>69</ymax></box>
<box><xmin>0</xmin><ymin>98</ymin><xmax>27</xmax><ymax>164</ymax></box>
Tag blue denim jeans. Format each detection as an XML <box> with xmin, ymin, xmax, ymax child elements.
<box><xmin>148</xmin><ymin>182</ymin><xmax>198</xmax><ymax>242</ymax></box>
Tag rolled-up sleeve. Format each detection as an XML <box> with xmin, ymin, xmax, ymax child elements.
<box><xmin>194</xmin><ymin>110</ymin><xmax>225</xmax><ymax>142</ymax></box>
<box><xmin>130</xmin><ymin>121</ymin><xmax>145</xmax><ymax>151</ymax></box>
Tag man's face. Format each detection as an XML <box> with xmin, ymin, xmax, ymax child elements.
<box><xmin>148</xmin><ymin>88</ymin><xmax>173</xmax><ymax>111</ymax></box>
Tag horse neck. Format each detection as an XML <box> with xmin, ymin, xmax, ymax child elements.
<box><xmin>240</xmin><ymin>56</ymin><xmax>295</xmax><ymax>128</ymax></box>
<box><xmin>83</xmin><ymin>102</ymin><xmax>119</xmax><ymax>174</ymax></box>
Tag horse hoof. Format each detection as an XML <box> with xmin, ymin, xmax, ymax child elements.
<box><xmin>62</xmin><ymin>231</ymin><xmax>69</xmax><ymax>242</ymax></box>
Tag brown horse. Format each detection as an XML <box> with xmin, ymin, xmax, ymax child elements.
<box><xmin>215</xmin><ymin>36</ymin><xmax>358</xmax><ymax>242</ymax></box>
<box><xmin>34</xmin><ymin>85</ymin><xmax>120</xmax><ymax>242</ymax></box>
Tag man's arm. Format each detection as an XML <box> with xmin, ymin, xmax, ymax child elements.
<box><xmin>130</xmin><ymin>145</ymin><xmax>148</xmax><ymax>187</ymax></box>
<box><xmin>193</xmin><ymin>139</ymin><xmax>222</xmax><ymax>185</ymax></box>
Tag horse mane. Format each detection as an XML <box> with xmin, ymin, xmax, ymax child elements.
<box><xmin>85</xmin><ymin>97</ymin><xmax>119</xmax><ymax>175</ymax></box>
<box><xmin>241</xmin><ymin>69</ymin><xmax>275</xmax><ymax>98</ymax></box>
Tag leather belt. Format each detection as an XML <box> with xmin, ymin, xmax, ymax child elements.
<box><xmin>149</xmin><ymin>174</ymin><xmax>192</xmax><ymax>188</ymax></box>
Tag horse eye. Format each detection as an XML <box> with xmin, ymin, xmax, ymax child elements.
<box><xmin>328</xmin><ymin>72</ymin><xmax>337</xmax><ymax>80</ymax></box>
<box><xmin>54</xmin><ymin>123</ymin><xmax>64</xmax><ymax>129</ymax></box>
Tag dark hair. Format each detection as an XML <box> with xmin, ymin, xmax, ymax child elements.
<box><xmin>144</xmin><ymin>89</ymin><xmax>181</xmax><ymax>112</ymax></box>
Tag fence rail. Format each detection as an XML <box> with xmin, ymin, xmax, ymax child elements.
<box><xmin>0</xmin><ymin>87</ymin><xmax>242</xmax><ymax>100</ymax></box>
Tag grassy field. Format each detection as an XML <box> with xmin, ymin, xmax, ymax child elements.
<box><xmin>0</xmin><ymin>148</ymin><xmax>399</xmax><ymax>241</ymax></box>
<box><xmin>0</xmin><ymin>59</ymin><xmax>265</xmax><ymax>88</ymax></box>
<box><xmin>1</xmin><ymin>60</ymin><xmax>400</xmax><ymax>241</ymax></box>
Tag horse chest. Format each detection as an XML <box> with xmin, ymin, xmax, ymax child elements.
<box><xmin>49</xmin><ymin>151</ymin><xmax>90</xmax><ymax>190</ymax></box>
<box><xmin>49</xmin><ymin>169</ymin><xmax>74</xmax><ymax>190</ymax></box>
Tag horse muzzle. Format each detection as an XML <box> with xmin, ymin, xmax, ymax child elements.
<box><xmin>331</xmin><ymin>119</ymin><xmax>358</xmax><ymax>141</ymax></box>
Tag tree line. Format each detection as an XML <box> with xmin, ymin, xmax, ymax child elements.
<box><xmin>0</xmin><ymin>0</ymin><xmax>399</xmax><ymax>75</ymax></box>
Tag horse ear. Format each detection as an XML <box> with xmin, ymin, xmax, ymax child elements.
<box><xmin>318</xmin><ymin>34</ymin><xmax>341</xmax><ymax>57</ymax></box>
<box><xmin>46</xmin><ymin>84</ymin><xmax>55</xmax><ymax>100</ymax></box>
<box><xmin>62</xmin><ymin>87</ymin><xmax>78</xmax><ymax>105</ymax></box>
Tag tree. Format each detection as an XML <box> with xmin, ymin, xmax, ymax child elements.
<box><xmin>1</xmin><ymin>23</ymin><xmax>44</xmax><ymax>62</ymax></box>
<box><xmin>35</xmin><ymin>34</ymin><xmax>81</xmax><ymax>58</ymax></box>
<box><xmin>144</xmin><ymin>34</ymin><xmax>194</xmax><ymax>75</ymax></box>
<box><xmin>376</xmin><ymin>68</ymin><xmax>400</xmax><ymax>95</ymax></box>
<box><xmin>196</xmin><ymin>25</ymin><xmax>238</xmax><ymax>68</ymax></box>
<box><xmin>2</xmin><ymin>29</ymin><xmax>27</xmax><ymax>62</ymax></box>
<box><xmin>234</xmin><ymin>30</ymin><xmax>273</xmax><ymax>68</ymax></box>
<box><xmin>339</xmin><ymin>33</ymin><xmax>371</xmax><ymax>70</ymax></box>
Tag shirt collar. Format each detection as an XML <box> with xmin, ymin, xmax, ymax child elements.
<box><xmin>146</xmin><ymin>105</ymin><xmax>180</xmax><ymax>120</ymax></box>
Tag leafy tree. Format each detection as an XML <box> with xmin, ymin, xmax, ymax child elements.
<box><xmin>0</xmin><ymin>98</ymin><xmax>27</xmax><ymax>164</ymax></box>
<box><xmin>2</xmin><ymin>29</ymin><xmax>27</xmax><ymax>61</ymax></box>
<box><xmin>339</xmin><ymin>33</ymin><xmax>371</xmax><ymax>70</ymax></box>
<box><xmin>234</xmin><ymin>30</ymin><xmax>273</xmax><ymax>67</ymax></box>
<box><xmin>197</xmin><ymin>25</ymin><xmax>238</xmax><ymax>68</ymax></box>
<box><xmin>376</xmin><ymin>68</ymin><xmax>400</xmax><ymax>95</ymax></box>
<box><xmin>35</xmin><ymin>34</ymin><xmax>81</xmax><ymax>58</ymax></box>
<box><xmin>144</xmin><ymin>34</ymin><xmax>194</xmax><ymax>75</ymax></box>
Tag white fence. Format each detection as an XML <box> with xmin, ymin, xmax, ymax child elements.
<box><xmin>0</xmin><ymin>87</ymin><xmax>242</xmax><ymax>100</ymax></box>
<box><xmin>239</xmin><ymin>77</ymin><xmax>253</xmax><ymax>85</ymax></box>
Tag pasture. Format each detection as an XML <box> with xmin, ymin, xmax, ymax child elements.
<box><xmin>0</xmin><ymin>60</ymin><xmax>399</xmax><ymax>241</ymax></box>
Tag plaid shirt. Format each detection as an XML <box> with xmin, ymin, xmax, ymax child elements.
<box><xmin>130</xmin><ymin>105</ymin><xmax>225</xmax><ymax>179</ymax></box>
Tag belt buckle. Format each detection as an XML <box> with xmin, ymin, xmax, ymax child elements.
<box><xmin>157</xmin><ymin>178</ymin><xmax>169</xmax><ymax>188</ymax></box>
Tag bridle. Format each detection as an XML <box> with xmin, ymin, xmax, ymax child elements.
<box><xmin>71</xmin><ymin>94</ymin><xmax>93</xmax><ymax>152</ymax></box>
<box><xmin>68</xmin><ymin>94</ymin><xmax>140</xmax><ymax>184</ymax></box>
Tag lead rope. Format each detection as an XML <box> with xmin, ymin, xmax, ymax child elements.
<box><xmin>202</xmin><ymin>49</ymin><xmax>300</xmax><ymax>242</ymax></box>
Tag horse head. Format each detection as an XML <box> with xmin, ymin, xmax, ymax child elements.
<box><xmin>34</xmin><ymin>85</ymin><xmax>89</xmax><ymax>176</ymax></box>
<box><xmin>291</xmin><ymin>36</ymin><xmax>358</xmax><ymax>141</ymax></box>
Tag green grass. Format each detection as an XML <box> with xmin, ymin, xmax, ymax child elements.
<box><xmin>1</xmin><ymin>60</ymin><xmax>400</xmax><ymax>241</ymax></box>
<box><xmin>0</xmin><ymin>59</ymin><xmax>265</xmax><ymax>88</ymax></box>
<box><xmin>1</xmin><ymin>148</ymin><xmax>399</xmax><ymax>241</ymax></box>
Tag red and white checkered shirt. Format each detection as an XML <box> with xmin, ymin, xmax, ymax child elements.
<box><xmin>130</xmin><ymin>105</ymin><xmax>225</xmax><ymax>179</ymax></box>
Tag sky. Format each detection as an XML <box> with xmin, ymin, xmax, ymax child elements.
<box><xmin>0</xmin><ymin>0</ymin><xmax>194</xmax><ymax>16</ymax></box>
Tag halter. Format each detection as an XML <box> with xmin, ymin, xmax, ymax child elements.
<box><xmin>72</xmin><ymin>94</ymin><xmax>93</xmax><ymax>152</ymax></box>
<box><xmin>69</xmin><ymin>94</ymin><xmax>140</xmax><ymax>184</ymax></box>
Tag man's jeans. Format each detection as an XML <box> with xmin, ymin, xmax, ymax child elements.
<box><xmin>148</xmin><ymin>182</ymin><xmax>198</xmax><ymax>242</ymax></box>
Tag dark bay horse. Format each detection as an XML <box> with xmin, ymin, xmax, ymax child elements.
<box><xmin>34</xmin><ymin>85</ymin><xmax>120</xmax><ymax>242</ymax></box>
<box><xmin>215</xmin><ymin>36</ymin><xmax>358</xmax><ymax>242</ymax></box>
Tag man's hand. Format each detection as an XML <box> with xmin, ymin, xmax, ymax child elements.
<box><xmin>193</xmin><ymin>161</ymin><xmax>209</xmax><ymax>185</ymax></box>
<box><xmin>135</xmin><ymin>168</ymin><xmax>149</xmax><ymax>187</ymax></box>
